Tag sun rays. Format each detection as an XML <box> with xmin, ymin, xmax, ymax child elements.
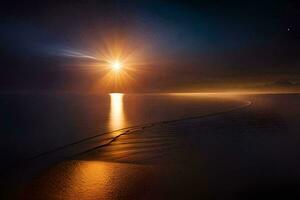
<box><xmin>58</xmin><ymin>33</ymin><xmax>150</xmax><ymax>92</ymax></box>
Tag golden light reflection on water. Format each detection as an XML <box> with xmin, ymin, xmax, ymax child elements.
<box><xmin>66</xmin><ymin>161</ymin><xmax>114</xmax><ymax>199</ymax></box>
<box><xmin>28</xmin><ymin>161</ymin><xmax>141</xmax><ymax>200</ymax></box>
<box><xmin>109</xmin><ymin>93</ymin><xmax>127</xmax><ymax>131</ymax></box>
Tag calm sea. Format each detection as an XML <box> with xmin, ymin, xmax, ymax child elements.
<box><xmin>0</xmin><ymin>93</ymin><xmax>244</xmax><ymax>164</ymax></box>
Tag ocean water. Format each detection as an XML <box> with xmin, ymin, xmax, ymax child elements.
<box><xmin>3</xmin><ymin>94</ymin><xmax>300</xmax><ymax>199</ymax></box>
<box><xmin>0</xmin><ymin>93</ymin><xmax>245</xmax><ymax>164</ymax></box>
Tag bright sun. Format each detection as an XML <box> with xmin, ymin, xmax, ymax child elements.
<box><xmin>112</xmin><ymin>60</ymin><xmax>122</xmax><ymax>71</ymax></box>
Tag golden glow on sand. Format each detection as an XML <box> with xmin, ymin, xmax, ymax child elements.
<box><xmin>109</xmin><ymin>93</ymin><xmax>126</xmax><ymax>131</ymax></box>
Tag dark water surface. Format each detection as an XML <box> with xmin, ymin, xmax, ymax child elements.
<box><xmin>2</xmin><ymin>93</ymin><xmax>300</xmax><ymax>199</ymax></box>
<box><xmin>0</xmin><ymin>93</ymin><xmax>244</xmax><ymax>164</ymax></box>
<box><xmin>19</xmin><ymin>94</ymin><xmax>300</xmax><ymax>200</ymax></box>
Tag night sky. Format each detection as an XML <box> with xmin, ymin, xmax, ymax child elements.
<box><xmin>1</xmin><ymin>0</ymin><xmax>300</xmax><ymax>93</ymax></box>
